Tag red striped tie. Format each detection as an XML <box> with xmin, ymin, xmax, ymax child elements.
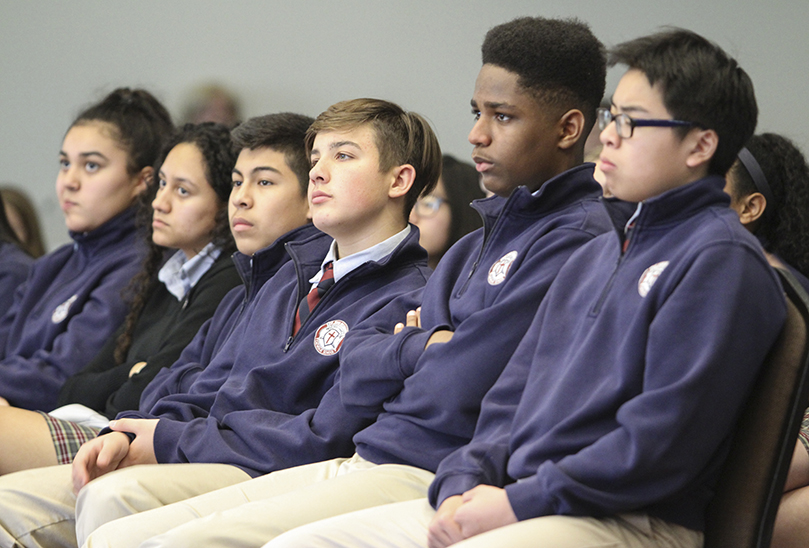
<box><xmin>293</xmin><ymin>261</ymin><xmax>334</xmax><ymax>335</ymax></box>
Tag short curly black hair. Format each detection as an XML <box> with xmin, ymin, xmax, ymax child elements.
<box><xmin>609</xmin><ymin>29</ymin><xmax>757</xmax><ymax>176</ymax></box>
<box><xmin>481</xmin><ymin>17</ymin><xmax>607</xmax><ymax>135</ymax></box>
<box><xmin>231</xmin><ymin>113</ymin><xmax>315</xmax><ymax>196</ymax></box>
<box><xmin>729</xmin><ymin>133</ymin><xmax>809</xmax><ymax>278</ymax></box>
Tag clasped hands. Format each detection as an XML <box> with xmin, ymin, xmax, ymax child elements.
<box><xmin>71</xmin><ymin>417</ymin><xmax>158</xmax><ymax>494</ymax></box>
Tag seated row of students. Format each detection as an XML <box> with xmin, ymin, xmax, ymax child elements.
<box><xmin>0</xmin><ymin>119</ymin><xmax>244</xmax><ymax>473</ymax></box>
<box><xmin>0</xmin><ymin>89</ymin><xmax>482</xmax><ymax>474</ymax></box>
<box><xmin>0</xmin><ymin>15</ymin><xmax>805</xmax><ymax>548</ymax></box>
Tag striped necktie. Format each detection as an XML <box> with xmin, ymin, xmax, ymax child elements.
<box><xmin>293</xmin><ymin>261</ymin><xmax>334</xmax><ymax>335</ymax></box>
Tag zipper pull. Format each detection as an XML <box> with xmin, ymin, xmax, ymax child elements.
<box><xmin>284</xmin><ymin>336</ymin><xmax>294</xmax><ymax>352</ymax></box>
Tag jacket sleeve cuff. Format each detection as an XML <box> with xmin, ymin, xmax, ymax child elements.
<box><xmin>398</xmin><ymin>325</ymin><xmax>450</xmax><ymax>377</ymax></box>
<box><xmin>97</xmin><ymin>427</ymin><xmax>136</xmax><ymax>444</ymax></box>
<box><xmin>504</xmin><ymin>472</ymin><xmax>555</xmax><ymax>521</ymax></box>
<box><xmin>429</xmin><ymin>473</ymin><xmax>482</xmax><ymax>509</ymax></box>
<box><xmin>151</xmin><ymin>417</ymin><xmax>188</xmax><ymax>463</ymax></box>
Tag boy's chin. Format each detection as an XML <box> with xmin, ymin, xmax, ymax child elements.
<box><xmin>481</xmin><ymin>175</ymin><xmax>518</xmax><ymax>199</ymax></box>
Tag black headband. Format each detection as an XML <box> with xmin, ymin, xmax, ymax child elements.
<box><xmin>738</xmin><ymin>147</ymin><xmax>774</xmax><ymax>207</ymax></box>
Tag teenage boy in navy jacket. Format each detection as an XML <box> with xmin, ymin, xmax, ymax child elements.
<box><xmin>0</xmin><ymin>101</ymin><xmax>439</xmax><ymax>548</ymax></box>
<box><xmin>73</xmin><ymin>17</ymin><xmax>615</xmax><ymax>548</ymax></box>
<box><xmin>252</xmin><ymin>29</ymin><xmax>788</xmax><ymax>548</ymax></box>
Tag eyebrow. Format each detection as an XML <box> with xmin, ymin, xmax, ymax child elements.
<box><xmin>310</xmin><ymin>140</ymin><xmax>362</xmax><ymax>158</ymax></box>
<box><xmin>470</xmin><ymin>99</ymin><xmax>517</xmax><ymax>110</ymax></box>
<box><xmin>331</xmin><ymin>140</ymin><xmax>361</xmax><ymax>150</ymax></box>
<box><xmin>610</xmin><ymin>100</ymin><xmax>650</xmax><ymax>115</ymax></box>
<box><xmin>59</xmin><ymin>150</ymin><xmax>110</xmax><ymax>160</ymax></box>
<box><xmin>255</xmin><ymin>166</ymin><xmax>282</xmax><ymax>176</ymax></box>
<box><xmin>233</xmin><ymin>166</ymin><xmax>283</xmax><ymax>179</ymax></box>
<box><xmin>158</xmin><ymin>170</ymin><xmax>198</xmax><ymax>188</ymax></box>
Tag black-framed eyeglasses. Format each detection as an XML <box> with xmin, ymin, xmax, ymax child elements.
<box><xmin>596</xmin><ymin>108</ymin><xmax>695</xmax><ymax>139</ymax></box>
<box><xmin>413</xmin><ymin>195</ymin><xmax>446</xmax><ymax>218</ymax></box>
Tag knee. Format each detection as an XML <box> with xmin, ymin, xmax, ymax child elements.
<box><xmin>76</xmin><ymin>469</ymin><xmax>163</xmax><ymax>544</ymax></box>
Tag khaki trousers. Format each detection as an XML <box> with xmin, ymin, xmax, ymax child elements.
<box><xmin>0</xmin><ymin>462</ymin><xmax>250</xmax><ymax>548</ymax></box>
<box><xmin>84</xmin><ymin>454</ymin><xmax>435</xmax><ymax>548</ymax></box>
<box><xmin>267</xmin><ymin>498</ymin><xmax>704</xmax><ymax>548</ymax></box>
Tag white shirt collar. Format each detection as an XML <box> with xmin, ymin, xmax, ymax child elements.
<box><xmin>308</xmin><ymin>225</ymin><xmax>411</xmax><ymax>286</ymax></box>
<box><xmin>158</xmin><ymin>242</ymin><xmax>222</xmax><ymax>301</ymax></box>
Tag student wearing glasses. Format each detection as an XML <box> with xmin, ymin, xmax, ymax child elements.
<box><xmin>409</xmin><ymin>155</ymin><xmax>486</xmax><ymax>269</ymax></box>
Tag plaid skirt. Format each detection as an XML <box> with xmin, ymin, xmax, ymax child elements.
<box><xmin>38</xmin><ymin>411</ymin><xmax>102</xmax><ymax>465</ymax></box>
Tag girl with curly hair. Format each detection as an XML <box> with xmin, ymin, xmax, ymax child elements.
<box><xmin>725</xmin><ymin>133</ymin><xmax>809</xmax><ymax>290</ymax></box>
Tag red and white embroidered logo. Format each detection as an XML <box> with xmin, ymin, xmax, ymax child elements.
<box><xmin>313</xmin><ymin>319</ymin><xmax>349</xmax><ymax>356</ymax></box>
<box><xmin>488</xmin><ymin>251</ymin><xmax>518</xmax><ymax>286</ymax></box>
<box><xmin>51</xmin><ymin>294</ymin><xmax>78</xmax><ymax>324</ymax></box>
<box><xmin>638</xmin><ymin>261</ymin><xmax>670</xmax><ymax>297</ymax></box>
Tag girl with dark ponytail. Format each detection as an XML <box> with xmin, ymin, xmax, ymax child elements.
<box><xmin>0</xmin><ymin>88</ymin><xmax>173</xmax><ymax>415</ymax></box>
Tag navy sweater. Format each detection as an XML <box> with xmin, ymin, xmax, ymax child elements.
<box><xmin>429</xmin><ymin>176</ymin><xmax>787</xmax><ymax>532</ymax></box>
<box><xmin>342</xmin><ymin>164</ymin><xmax>611</xmax><ymax>472</ymax></box>
<box><xmin>0</xmin><ymin>208</ymin><xmax>143</xmax><ymax>410</ymax></box>
<box><xmin>120</xmin><ymin>226</ymin><xmax>430</xmax><ymax>477</ymax></box>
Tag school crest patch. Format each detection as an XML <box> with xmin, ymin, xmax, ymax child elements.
<box><xmin>488</xmin><ymin>251</ymin><xmax>518</xmax><ymax>286</ymax></box>
<box><xmin>313</xmin><ymin>319</ymin><xmax>349</xmax><ymax>356</ymax></box>
<box><xmin>52</xmin><ymin>294</ymin><xmax>79</xmax><ymax>324</ymax></box>
<box><xmin>638</xmin><ymin>261</ymin><xmax>670</xmax><ymax>298</ymax></box>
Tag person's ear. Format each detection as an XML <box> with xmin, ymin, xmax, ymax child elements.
<box><xmin>557</xmin><ymin>109</ymin><xmax>586</xmax><ymax>151</ymax></box>
<box><xmin>737</xmin><ymin>192</ymin><xmax>767</xmax><ymax>225</ymax></box>
<box><xmin>388</xmin><ymin>164</ymin><xmax>416</xmax><ymax>200</ymax></box>
<box><xmin>685</xmin><ymin>129</ymin><xmax>719</xmax><ymax>170</ymax></box>
<box><xmin>132</xmin><ymin>166</ymin><xmax>153</xmax><ymax>197</ymax></box>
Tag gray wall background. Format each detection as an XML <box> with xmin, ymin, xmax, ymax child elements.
<box><xmin>2</xmin><ymin>0</ymin><xmax>807</xmax><ymax>250</ymax></box>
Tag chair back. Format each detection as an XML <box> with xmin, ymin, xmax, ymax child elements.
<box><xmin>704</xmin><ymin>268</ymin><xmax>809</xmax><ymax>548</ymax></box>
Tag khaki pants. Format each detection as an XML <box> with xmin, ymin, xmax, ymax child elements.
<box><xmin>267</xmin><ymin>498</ymin><xmax>704</xmax><ymax>548</ymax></box>
<box><xmin>84</xmin><ymin>454</ymin><xmax>435</xmax><ymax>548</ymax></box>
<box><xmin>0</xmin><ymin>462</ymin><xmax>250</xmax><ymax>548</ymax></box>
<box><xmin>78</xmin><ymin>463</ymin><xmax>250</xmax><ymax>546</ymax></box>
